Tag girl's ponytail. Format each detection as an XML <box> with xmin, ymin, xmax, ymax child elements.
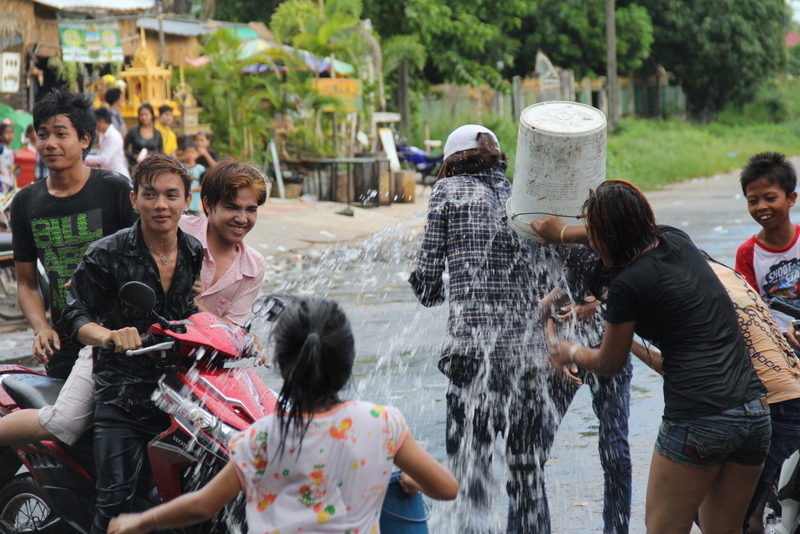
<box><xmin>272</xmin><ymin>299</ymin><xmax>355</xmax><ymax>457</ymax></box>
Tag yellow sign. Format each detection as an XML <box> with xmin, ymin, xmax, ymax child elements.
<box><xmin>312</xmin><ymin>79</ymin><xmax>362</xmax><ymax>113</ymax></box>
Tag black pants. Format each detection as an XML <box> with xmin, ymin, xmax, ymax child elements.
<box><xmin>443</xmin><ymin>355</ymin><xmax>563</xmax><ymax>534</ymax></box>
<box><xmin>91</xmin><ymin>403</ymin><xmax>169</xmax><ymax>534</ymax></box>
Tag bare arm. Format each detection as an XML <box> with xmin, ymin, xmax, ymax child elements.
<box><xmin>393</xmin><ymin>432</ymin><xmax>458</xmax><ymax>501</ymax></box>
<box><xmin>545</xmin><ymin>318</ymin><xmax>582</xmax><ymax>387</ymax></box>
<box><xmin>550</xmin><ymin>321</ymin><xmax>636</xmax><ymax>375</ymax></box>
<box><xmin>108</xmin><ymin>461</ymin><xmax>241</xmax><ymax>534</ymax></box>
<box><xmin>630</xmin><ymin>340</ymin><xmax>663</xmax><ymax>374</ymax></box>
<box><xmin>789</xmin><ymin>324</ymin><xmax>800</xmax><ymax>351</ymax></box>
<box><xmin>16</xmin><ymin>261</ymin><xmax>59</xmax><ymax>363</ymax></box>
<box><xmin>198</xmin><ymin>148</ymin><xmax>218</xmax><ymax>168</ymax></box>
<box><xmin>76</xmin><ymin>323</ymin><xmax>142</xmax><ymax>352</ymax></box>
<box><xmin>539</xmin><ymin>288</ymin><xmax>569</xmax><ymax>324</ymax></box>
<box><xmin>530</xmin><ymin>216</ymin><xmax>589</xmax><ymax>246</ymax></box>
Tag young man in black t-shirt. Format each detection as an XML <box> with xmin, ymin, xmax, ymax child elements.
<box><xmin>11</xmin><ymin>88</ymin><xmax>136</xmax><ymax>379</ymax></box>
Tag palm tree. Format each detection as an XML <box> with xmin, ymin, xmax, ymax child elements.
<box><xmin>270</xmin><ymin>0</ymin><xmax>363</xmax><ymax>77</ymax></box>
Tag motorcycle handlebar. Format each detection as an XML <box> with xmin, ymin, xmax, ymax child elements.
<box><xmin>140</xmin><ymin>333</ymin><xmax>159</xmax><ymax>347</ymax></box>
<box><xmin>768</xmin><ymin>299</ymin><xmax>800</xmax><ymax>320</ymax></box>
<box><xmin>106</xmin><ymin>333</ymin><xmax>168</xmax><ymax>355</ymax></box>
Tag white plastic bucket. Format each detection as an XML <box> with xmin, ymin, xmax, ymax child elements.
<box><xmin>508</xmin><ymin>101</ymin><xmax>607</xmax><ymax>240</ymax></box>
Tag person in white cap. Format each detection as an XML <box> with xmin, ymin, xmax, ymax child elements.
<box><xmin>409</xmin><ymin>124</ymin><xmax>552</xmax><ymax>533</ymax></box>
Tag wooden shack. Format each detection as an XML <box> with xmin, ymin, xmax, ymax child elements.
<box><xmin>0</xmin><ymin>0</ymin><xmax>154</xmax><ymax>112</ymax></box>
<box><xmin>135</xmin><ymin>18</ymin><xmax>273</xmax><ymax>67</ymax></box>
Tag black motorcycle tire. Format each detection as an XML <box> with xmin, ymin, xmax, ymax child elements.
<box><xmin>0</xmin><ymin>476</ymin><xmax>57</xmax><ymax>533</ymax></box>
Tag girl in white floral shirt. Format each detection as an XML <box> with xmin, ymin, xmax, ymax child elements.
<box><xmin>108</xmin><ymin>298</ymin><xmax>458</xmax><ymax>534</ymax></box>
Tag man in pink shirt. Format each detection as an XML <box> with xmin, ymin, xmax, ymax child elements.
<box><xmin>179</xmin><ymin>158</ymin><xmax>268</xmax><ymax>325</ymax></box>
<box><xmin>0</xmin><ymin>159</ymin><xmax>268</xmax><ymax>452</ymax></box>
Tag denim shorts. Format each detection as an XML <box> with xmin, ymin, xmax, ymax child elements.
<box><xmin>655</xmin><ymin>396</ymin><xmax>771</xmax><ymax>468</ymax></box>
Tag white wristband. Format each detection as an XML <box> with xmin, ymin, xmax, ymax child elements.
<box><xmin>568</xmin><ymin>344</ymin><xmax>579</xmax><ymax>363</ymax></box>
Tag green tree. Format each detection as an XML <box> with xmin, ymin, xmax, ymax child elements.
<box><xmin>789</xmin><ymin>45</ymin><xmax>800</xmax><ymax>76</ymax></box>
<box><xmin>630</xmin><ymin>0</ymin><xmax>788</xmax><ymax>121</ymax></box>
<box><xmin>509</xmin><ymin>0</ymin><xmax>653</xmax><ymax>79</ymax></box>
<box><xmin>363</xmin><ymin>0</ymin><xmax>529</xmax><ymax>89</ymax></box>
<box><xmin>185</xmin><ymin>29</ymin><xmax>343</xmax><ymax>160</ymax></box>
<box><xmin>270</xmin><ymin>0</ymin><xmax>364</xmax><ymax>65</ymax></box>
<box><xmin>213</xmin><ymin>0</ymin><xmax>282</xmax><ymax>23</ymax></box>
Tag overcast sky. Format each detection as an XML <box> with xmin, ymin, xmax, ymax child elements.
<box><xmin>792</xmin><ymin>0</ymin><xmax>800</xmax><ymax>23</ymax></box>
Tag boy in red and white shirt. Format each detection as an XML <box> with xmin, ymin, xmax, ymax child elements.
<box><xmin>735</xmin><ymin>151</ymin><xmax>800</xmax><ymax>333</ymax></box>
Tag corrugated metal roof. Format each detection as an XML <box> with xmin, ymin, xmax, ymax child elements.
<box><xmin>137</xmin><ymin>18</ymin><xmax>258</xmax><ymax>40</ymax></box>
<box><xmin>137</xmin><ymin>18</ymin><xmax>208</xmax><ymax>37</ymax></box>
<box><xmin>32</xmin><ymin>0</ymin><xmax>155</xmax><ymax>12</ymax></box>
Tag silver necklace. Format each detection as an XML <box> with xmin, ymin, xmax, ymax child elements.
<box><xmin>145</xmin><ymin>237</ymin><xmax>177</xmax><ymax>266</ymax></box>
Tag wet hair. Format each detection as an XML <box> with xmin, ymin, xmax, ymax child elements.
<box><xmin>740</xmin><ymin>151</ymin><xmax>796</xmax><ymax>196</ymax></box>
<box><xmin>105</xmin><ymin>88</ymin><xmax>122</xmax><ymax>106</ymax></box>
<box><xmin>582</xmin><ymin>180</ymin><xmax>660</xmax><ymax>268</ymax></box>
<box><xmin>182</xmin><ymin>141</ymin><xmax>197</xmax><ymax>151</ymax></box>
<box><xmin>131</xmin><ymin>153</ymin><xmax>192</xmax><ymax>199</ymax></box>
<box><xmin>272</xmin><ymin>298</ymin><xmax>355</xmax><ymax>456</ymax></box>
<box><xmin>437</xmin><ymin>132</ymin><xmax>507</xmax><ymax>180</ymax></box>
<box><xmin>137</xmin><ymin>103</ymin><xmax>155</xmax><ymax>125</ymax></box>
<box><xmin>93</xmin><ymin>107</ymin><xmax>112</xmax><ymax>125</ymax></box>
<box><xmin>201</xmin><ymin>158</ymin><xmax>268</xmax><ymax>209</ymax></box>
<box><xmin>32</xmin><ymin>87</ymin><xmax>96</xmax><ymax>159</ymax></box>
<box><xmin>158</xmin><ymin>104</ymin><xmax>173</xmax><ymax>116</ymax></box>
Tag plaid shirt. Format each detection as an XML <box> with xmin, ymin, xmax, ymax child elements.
<box><xmin>409</xmin><ymin>165</ymin><xmax>545</xmax><ymax>362</ymax></box>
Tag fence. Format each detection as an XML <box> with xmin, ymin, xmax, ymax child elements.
<box><xmin>424</xmin><ymin>71</ymin><xmax>685</xmax><ymax>128</ymax></box>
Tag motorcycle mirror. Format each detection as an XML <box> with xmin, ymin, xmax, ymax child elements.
<box><xmin>119</xmin><ymin>281</ymin><xmax>173</xmax><ymax>331</ymax></box>
<box><xmin>119</xmin><ymin>281</ymin><xmax>156</xmax><ymax>311</ymax></box>
<box><xmin>244</xmin><ymin>295</ymin><xmax>286</xmax><ymax>332</ymax></box>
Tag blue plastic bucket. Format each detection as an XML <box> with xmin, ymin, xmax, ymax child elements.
<box><xmin>380</xmin><ymin>471</ymin><xmax>431</xmax><ymax>534</ymax></box>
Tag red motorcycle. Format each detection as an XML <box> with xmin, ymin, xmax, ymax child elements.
<box><xmin>0</xmin><ymin>281</ymin><xmax>281</xmax><ymax>533</ymax></box>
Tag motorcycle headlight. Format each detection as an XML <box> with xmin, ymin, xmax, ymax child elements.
<box><xmin>156</xmin><ymin>380</ymin><xmax>239</xmax><ymax>448</ymax></box>
<box><xmin>184</xmin><ymin>404</ymin><xmax>238</xmax><ymax>447</ymax></box>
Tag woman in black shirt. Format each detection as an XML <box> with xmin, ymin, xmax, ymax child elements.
<box><xmin>123</xmin><ymin>103</ymin><xmax>163</xmax><ymax>168</ymax></box>
<box><xmin>532</xmin><ymin>180</ymin><xmax>769</xmax><ymax>534</ymax></box>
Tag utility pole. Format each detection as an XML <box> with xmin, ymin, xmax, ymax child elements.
<box><xmin>398</xmin><ymin>59</ymin><xmax>410</xmax><ymax>139</ymax></box>
<box><xmin>157</xmin><ymin>1</ymin><xmax>166</xmax><ymax>65</ymax></box>
<box><xmin>606</xmin><ymin>0</ymin><xmax>619</xmax><ymax>130</ymax></box>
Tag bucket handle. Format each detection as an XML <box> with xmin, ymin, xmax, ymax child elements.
<box><xmin>509</xmin><ymin>211</ymin><xmax>583</xmax><ymax>220</ymax></box>
<box><xmin>381</xmin><ymin>499</ymin><xmax>432</xmax><ymax>523</ymax></box>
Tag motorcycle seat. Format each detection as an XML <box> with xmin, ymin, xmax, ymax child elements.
<box><xmin>2</xmin><ymin>374</ymin><xmax>64</xmax><ymax>409</ymax></box>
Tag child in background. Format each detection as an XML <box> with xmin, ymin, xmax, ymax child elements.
<box><xmin>0</xmin><ymin>123</ymin><xmax>15</xmax><ymax>193</ymax></box>
<box><xmin>108</xmin><ymin>298</ymin><xmax>458</xmax><ymax>534</ymax></box>
<box><xmin>181</xmin><ymin>142</ymin><xmax>205</xmax><ymax>215</ymax></box>
<box><xmin>194</xmin><ymin>131</ymin><xmax>218</xmax><ymax>169</ymax></box>
<box><xmin>735</xmin><ymin>152</ymin><xmax>800</xmax><ymax>333</ymax></box>
<box><xmin>155</xmin><ymin>105</ymin><xmax>177</xmax><ymax>158</ymax></box>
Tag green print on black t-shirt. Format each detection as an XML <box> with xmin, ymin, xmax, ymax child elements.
<box><xmin>31</xmin><ymin>209</ymin><xmax>103</xmax><ymax>310</ymax></box>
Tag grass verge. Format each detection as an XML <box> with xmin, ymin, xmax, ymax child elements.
<box><xmin>413</xmin><ymin>77</ymin><xmax>800</xmax><ymax>190</ymax></box>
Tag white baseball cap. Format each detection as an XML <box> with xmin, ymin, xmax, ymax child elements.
<box><xmin>443</xmin><ymin>124</ymin><xmax>499</xmax><ymax>160</ymax></box>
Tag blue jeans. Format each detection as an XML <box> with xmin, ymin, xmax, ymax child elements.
<box><xmin>743</xmin><ymin>397</ymin><xmax>800</xmax><ymax>532</ymax></box>
<box><xmin>548</xmin><ymin>357</ymin><xmax>633</xmax><ymax>534</ymax></box>
<box><xmin>656</xmin><ymin>397</ymin><xmax>771</xmax><ymax>468</ymax></box>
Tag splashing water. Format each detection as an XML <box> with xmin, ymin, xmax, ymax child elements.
<box><xmin>247</xmin><ymin>204</ymin><xmax>651</xmax><ymax>533</ymax></box>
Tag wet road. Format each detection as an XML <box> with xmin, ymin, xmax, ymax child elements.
<box><xmin>249</xmin><ymin>164</ymin><xmax>762</xmax><ymax>533</ymax></box>
<box><xmin>0</xmin><ymin>162</ymin><xmax>774</xmax><ymax>533</ymax></box>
